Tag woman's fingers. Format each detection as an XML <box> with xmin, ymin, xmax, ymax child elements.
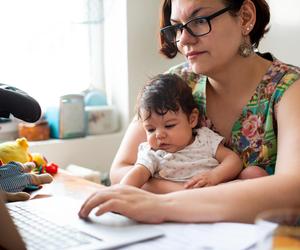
<box><xmin>80</xmin><ymin>191</ymin><xmax>98</xmax><ymax>206</ymax></box>
<box><xmin>79</xmin><ymin>185</ymin><xmax>129</xmax><ymax>218</ymax></box>
<box><xmin>95</xmin><ymin>199</ymin><xmax>126</xmax><ymax>216</ymax></box>
<box><xmin>79</xmin><ymin>195</ymin><xmax>95</xmax><ymax>218</ymax></box>
<box><xmin>79</xmin><ymin>189</ymin><xmax>113</xmax><ymax>218</ymax></box>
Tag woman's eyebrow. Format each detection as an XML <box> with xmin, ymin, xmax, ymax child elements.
<box><xmin>171</xmin><ymin>7</ymin><xmax>203</xmax><ymax>24</ymax></box>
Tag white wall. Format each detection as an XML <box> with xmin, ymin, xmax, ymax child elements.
<box><xmin>126</xmin><ymin>0</ymin><xmax>184</xmax><ymax>120</ymax></box>
<box><xmin>259</xmin><ymin>0</ymin><xmax>300</xmax><ymax>66</ymax></box>
<box><xmin>29</xmin><ymin>0</ymin><xmax>183</xmax><ymax>173</ymax></box>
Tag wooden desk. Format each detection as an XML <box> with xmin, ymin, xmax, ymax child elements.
<box><xmin>29</xmin><ymin>170</ymin><xmax>293</xmax><ymax>249</ymax></box>
<box><xmin>31</xmin><ymin>169</ymin><xmax>104</xmax><ymax>200</ymax></box>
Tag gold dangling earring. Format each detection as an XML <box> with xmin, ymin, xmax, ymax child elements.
<box><xmin>238</xmin><ymin>41</ymin><xmax>254</xmax><ymax>57</ymax></box>
<box><xmin>238</xmin><ymin>25</ymin><xmax>254</xmax><ymax>57</ymax></box>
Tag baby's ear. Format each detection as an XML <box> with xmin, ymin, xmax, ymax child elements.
<box><xmin>189</xmin><ymin>108</ymin><xmax>199</xmax><ymax>128</ymax></box>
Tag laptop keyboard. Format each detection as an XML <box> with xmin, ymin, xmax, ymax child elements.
<box><xmin>8</xmin><ymin>203</ymin><xmax>98</xmax><ymax>250</ymax></box>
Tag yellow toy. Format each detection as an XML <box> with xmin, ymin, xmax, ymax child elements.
<box><xmin>0</xmin><ymin>137</ymin><xmax>31</xmax><ymax>164</ymax></box>
<box><xmin>0</xmin><ymin>138</ymin><xmax>53</xmax><ymax>202</ymax></box>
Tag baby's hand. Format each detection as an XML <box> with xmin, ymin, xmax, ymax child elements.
<box><xmin>184</xmin><ymin>171</ymin><xmax>218</xmax><ymax>189</ymax></box>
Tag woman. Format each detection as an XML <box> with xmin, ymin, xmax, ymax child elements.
<box><xmin>79</xmin><ymin>0</ymin><xmax>300</xmax><ymax>223</ymax></box>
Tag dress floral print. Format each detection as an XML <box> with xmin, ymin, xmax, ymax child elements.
<box><xmin>168</xmin><ymin>53</ymin><xmax>300</xmax><ymax>174</ymax></box>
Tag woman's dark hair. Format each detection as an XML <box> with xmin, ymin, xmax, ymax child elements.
<box><xmin>136</xmin><ymin>73</ymin><xmax>198</xmax><ymax>122</ymax></box>
<box><xmin>159</xmin><ymin>0</ymin><xmax>270</xmax><ymax>58</ymax></box>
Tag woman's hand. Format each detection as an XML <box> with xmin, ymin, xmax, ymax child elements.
<box><xmin>78</xmin><ymin>184</ymin><xmax>167</xmax><ymax>223</ymax></box>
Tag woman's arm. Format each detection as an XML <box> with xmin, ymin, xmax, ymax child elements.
<box><xmin>110</xmin><ymin>117</ymin><xmax>185</xmax><ymax>193</ymax></box>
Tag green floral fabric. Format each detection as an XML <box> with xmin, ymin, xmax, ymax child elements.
<box><xmin>168</xmin><ymin>54</ymin><xmax>300</xmax><ymax>174</ymax></box>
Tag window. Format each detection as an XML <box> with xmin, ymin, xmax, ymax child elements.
<box><xmin>0</xmin><ymin>0</ymin><xmax>105</xmax><ymax>110</ymax></box>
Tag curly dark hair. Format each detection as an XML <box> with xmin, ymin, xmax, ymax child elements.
<box><xmin>136</xmin><ymin>73</ymin><xmax>198</xmax><ymax>122</ymax></box>
<box><xmin>159</xmin><ymin>0</ymin><xmax>270</xmax><ymax>58</ymax></box>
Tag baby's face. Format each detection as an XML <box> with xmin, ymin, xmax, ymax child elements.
<box><xmin>141</xmin><ymin>108</ymin><xmax>197</xmax><ymax>153</ymax></box>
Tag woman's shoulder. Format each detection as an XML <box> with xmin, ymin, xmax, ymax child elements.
<box><xmin>274</xmin><ymin>57</ymin><xmax>299</xmax><ymax>75</ymax></box>
<box><xmin>269</xmin><ymin>56</ymin><xmax>300</xmax><ymax>99</ymax></box>
<box><xmin>264</xmin><ymin>54</ymin><xmax>300</xmax><ymax>84</ymax></box>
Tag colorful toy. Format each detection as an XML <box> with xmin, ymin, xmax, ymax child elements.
<box><xmin>0</xmin><ymin>137</ymin><xmax>59</xmax><ymax>174</ymax></box>
<box><xmin>0</xmin><ymin>138</ymin><xmax>58</xmax><ymax>202</ymax></box>
<box><xmin>31</xmin><ymin>153</ymin><xmax>59</xmax><ymax>175</ymax></box>
<box><xmin>31</xmin><ymin>152</ymin><xmax>48</xmax><ymax>174</ymax></box>
<box><xmin>45</xmin><ymin>162</ymin><xmax>59</xmax><ymax>174</ymax></box>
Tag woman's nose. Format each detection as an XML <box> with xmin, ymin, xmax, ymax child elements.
<box><xmin>177</xmin><ymin>28</ymin><xmax>196</xmax><ymax>46</ymax></box>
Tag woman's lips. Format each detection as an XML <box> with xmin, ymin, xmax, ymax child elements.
<box><xmin>186</xmin><ymin>51</ymin><xmax>206</xmax><ymax>60</ymax></box>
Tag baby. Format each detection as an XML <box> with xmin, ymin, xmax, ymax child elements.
<box><xmin>120</xmin><ymin>73</ymin><xmax>243</xmax><ymax>189</ymax></box>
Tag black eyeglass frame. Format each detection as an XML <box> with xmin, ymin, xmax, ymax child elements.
<box><xmin>161</xmin><ymin>5</ymin><xmax>233</xmax><ymax>43</ymax></box>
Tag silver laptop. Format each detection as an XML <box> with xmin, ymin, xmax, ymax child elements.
<box><xmin>0</xmin><ymin>194</ymin><xmax>164</xmax><ymax>250</ymax></box>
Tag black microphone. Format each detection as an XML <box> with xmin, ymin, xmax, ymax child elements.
<box><xmin>0</xmin><ymin>84</ymin><xmax>41</xmax><ymax>123</ymax></box>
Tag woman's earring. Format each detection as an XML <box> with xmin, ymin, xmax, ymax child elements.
<box><xmin>238</xmin><ymin>25</ymin><xmax>254</xmax><ymax>57</ymax></box>
<box><xmin>238</xmin><ymin>41</ymin><xmax>254</xmax><ymax>57</ymax></box>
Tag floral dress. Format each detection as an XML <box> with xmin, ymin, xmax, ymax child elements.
<box><xmin>168</xmin><ymin>53</ymin><xmax>300</xmax><ymax>174</ymax></box>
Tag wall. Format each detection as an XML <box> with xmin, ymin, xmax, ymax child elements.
<box><xmin>259</xmin><ymin>0</ymin><xmax>300</xmax><ymax>66</ymax></box>
<box><xmin>126</xmin><ymin>0</ymin><xmax>184</xmax><ymax>120</ymax></box>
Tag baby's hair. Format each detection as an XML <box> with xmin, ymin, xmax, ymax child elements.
<box><xmin>136</xmin><ymin>73</ymin><xmax>198</xmax><ymax>122</ymax></box>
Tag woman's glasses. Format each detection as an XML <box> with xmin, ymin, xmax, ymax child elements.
<box><xmin>161</xmin><ymin>5</ymin><xmax>233</xmax><ymax>44</ymax></box>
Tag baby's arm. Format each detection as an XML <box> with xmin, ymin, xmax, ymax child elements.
<box><xmin>212</xmin><ymin>144</ymin><xmax>243</xmax><ymax>182</ymax></box>
<box><xmin>185</xmin><ymin>144</ymin><xmax>242</xmax><ymax>188</ymax></box>
<box><xmin>120</xmin><ymin>164</ymin><xmax>152</xmax><ymax>188</ymax></box>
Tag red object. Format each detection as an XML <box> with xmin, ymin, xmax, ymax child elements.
<box><xmin>45</xmin><ymin>162</ymin><xmax>59</xmax><ymax>174</ymax></box>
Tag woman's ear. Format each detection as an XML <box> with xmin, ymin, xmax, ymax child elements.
<box><xmin>239</xmin><ymin>0</ymin><xmax>256</xmax><ymax>36</ymax></box>
<box><xmin>189</xmin><ymin>108</ymin><xmax>199</xmax><ymax>128</ymax></box>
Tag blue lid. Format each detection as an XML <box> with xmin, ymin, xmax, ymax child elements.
<box><xmin>84</xmin><ymin>90</ymin><xmax>107</xmax><ymax>106</ymax></box>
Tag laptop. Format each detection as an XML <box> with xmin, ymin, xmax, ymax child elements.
<box><xmin>0</xmin><ymin>193</ymin><xmax>164</xmax><ymax>250</ymax></box>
